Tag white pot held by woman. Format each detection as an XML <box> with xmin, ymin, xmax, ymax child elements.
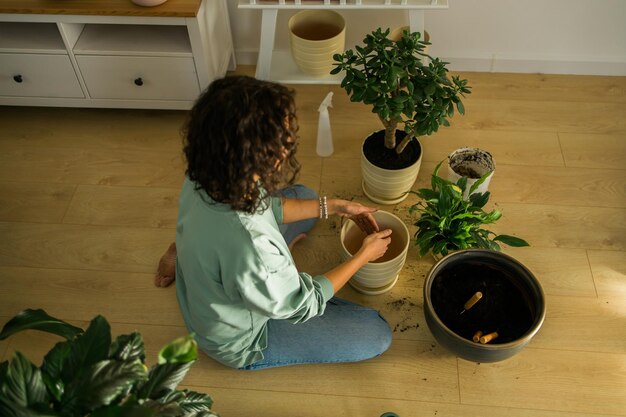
<box><xmin>340</xmin><ymin>210</ymin><xmax>410</xmax><ymax>295</ymax></box>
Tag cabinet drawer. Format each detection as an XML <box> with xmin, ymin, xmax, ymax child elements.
<box><xmin>0</xmin><ymin>53</ymin><xmax>84</xmax><ymax>98</ymax></box>
<box><xmin>76</xmin><ymin>55</ymin><xmax>201</xmax><ymax>101</ymax></box>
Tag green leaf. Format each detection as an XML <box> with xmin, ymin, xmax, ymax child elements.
<box><xmin>484</xmin><ymin>209</ymin><xmax>503</xmax><ymax>223</ymax></box>
<box><xmin>41</xmin><ymin>341</ymin><xmax>72</xmax><ymax>401</ymax></box>
<box><xmin>456</xmin><ymin>176</ymin><xmax>468</xmax><ymax>192</ymax></box>
<box><xmin>158</xmin><ymin>334</ymin><xmax>198</xmax><ymax>365</ymax></box>
<box><xmin>487</xmin><ymin>239</ymin><xmax>502</xmax><ymax>251</ymax></box>
<box><xmin>61</xmin><ymin>359</ymin><xmax>147</xmax><ymax>416</ymax></box>
<box><xmin>469</xmin><ymin>192</ymin><xmax>489</xmax><ymax>209</ymax></box>
<box><xmin>0</xmin><ymin>352</ymin><xmax>49</xmax><ymax>409</ymax></box>
<box><xmin>189</xmin><ymin>411</ymin><xmax>220</xmax><ymax>417</ymax></box>
<box><xmin>468</xmin><ymin>171</ymin><xmax>493</xmax><ymax>195</ymax></box>
<box><xmin>0</xmin><ymin>398</ymin><xmax>60</xmax><ymax>417</ymax></box>
<box><xmin>456</xmin><ymin>100</ymin><xmax>465</xmax><ymax>115</ymax></box>
<box><xmin>62</xmin><ymin>316</ymin><xmax>112</xmax><ymax>384</ymax></box>
<box><xmin>430</xmin><ymin>160</ymin><xmax>444</xmax><ymax>188</ymax></box>
<box><xmin>0</xmin><ymin>309</ymin><xmax>83</xmax><ymax>341</ymax></box>
<box><xmin>109</xmin><ymin>332</ymin><xmax>146</xmax><ymax>363</ymax></box>
<box><xmin>329</xmin><ymin>66</ymin><xmax>342</xmax><ymax>75</ymax></box>
<box><xmin>0</xmin><ymin>360</ymin><xmax>8</xmax><ymax>378</ymax></box>
<box><xmin>137</xmin><ymin>362</ymin><xmax>194</xmax><ymax>400</ymax></box>
<box><xmin>416</xmin><ymin>188</ymin><xmax>438</xmax><ymax>201</ymax></box>
<box><xmin>494</xmin><ymin>235</ymin><xmax>530</xmax><ymax>247</ymax></box>
<box><xmin>425</xmin><ymin>83</ymin><xmax>436</xmax><ymax>96</ymax></box>
<box><xmin>176</xmin><ymin>390</ymin><xmax>214</xmax><ymax>413</ymax></box>
<box><xmin>89</xmin><ymin>402</ymin><xmax>160</xmax><ymax>417</ymax></box>
<box><xmin>90</xmin><ymin>395</ymin><xmax>185</xmax><ymax>417</ymax></box>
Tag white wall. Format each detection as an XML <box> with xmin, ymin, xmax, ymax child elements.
<box><xmin>226</xmin><ymin>0</ymin><xmax>626</xmax><ymax>76</ymax></box>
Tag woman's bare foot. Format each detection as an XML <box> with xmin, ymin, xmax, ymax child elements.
<box><xmin>154</xmin><ymin>242</ymin><xmax>177</xmax><ymax>287</ymax></box>
<box><xmin>288</xmin><ymin>233</ymin><xmax>307</xmax><ymax>252</ymax></box>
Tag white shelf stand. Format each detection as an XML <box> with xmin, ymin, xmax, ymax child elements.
<box><xmin>239</xmin><ymin>0</ymin><xmax>448</xmax><ymax>83</ymax></box>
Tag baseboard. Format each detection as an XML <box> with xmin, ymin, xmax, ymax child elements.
<box><xmin>235</xmin><ymin>50</ymin><xmax>626</xmax><ymax>76</ymax></box>
<box><xmin>444</xmin><ymin>55</ymin><xmax>626</xmax><ymax>76</ymax></box>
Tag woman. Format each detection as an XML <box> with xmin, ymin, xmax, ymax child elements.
<box><xmin>158</xmin><ymin>75</ymin><xmax>393</xmax><ymax>370</ymax></box>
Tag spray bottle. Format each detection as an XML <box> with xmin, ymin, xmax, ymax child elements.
<box><xmin>316</xmin><ymin>91</ymin><xmax>334</xmax><ymax>157</ymax></box>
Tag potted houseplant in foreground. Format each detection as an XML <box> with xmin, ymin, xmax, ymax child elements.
<box><xmin>410</xmin><ymin>163</ymin><xmax>543</xmax><ymax>362</ymax></box>
<box><xmin>0</xmin><ymin>309</ymin><xmax>217</xmax><ymax>417</ymax></box>
<box><xmin>332</xmin><ymin>28</ymin><xmax>471</xmax><ymax>204</ymax></box>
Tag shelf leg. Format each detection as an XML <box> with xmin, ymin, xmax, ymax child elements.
<box><xmin>256</xmin><ymin>8</ymin><xmax>278</xmax><ymax>80</ymax></box>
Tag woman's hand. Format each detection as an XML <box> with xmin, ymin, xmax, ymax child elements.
<box><xmin>357</xmin><ymin>229</ymin><xmax>393</xmax><ymax>263</ymax></box>
<box><xmin>331</xmin><ymin>199</ymin><xmax>380</xmax><ymax>235</ymax></box>
<box><xmin>323</xmin><ymin>227</ymin><xmax>392</xmax><ymax>293</ymax></box>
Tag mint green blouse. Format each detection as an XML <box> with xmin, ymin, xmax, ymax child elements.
<box><xmin>175</xmin><ymin>178</ymin><xmax>334</xmax><ymax>368</ymax></box>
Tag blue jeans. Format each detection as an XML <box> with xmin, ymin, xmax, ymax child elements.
<box><xmin>242</xmin><ymin>184</ymin><xmax>393</xmax><ymax>370</ymax></box>
<box><xmin>243</xmin><ymin>298</ymin><xmax>393</xmax><ymax>370</ymax></box>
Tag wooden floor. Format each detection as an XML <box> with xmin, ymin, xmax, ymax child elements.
<box><xmin>1</xmin><ymin>70</ymin><xmax>625</xmax><ymax>417</ymax></box>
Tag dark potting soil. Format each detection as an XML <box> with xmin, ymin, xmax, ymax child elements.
<box><xmin>363</xmin><ymin>130</ymin><xmax>421</xmax><ymax>170</ymax></box>
<box><xmin>451</xmin><ymin>165</ymin><xmax>483</xmax><ymax>179</ymax></box>
<box><xmin>430</xmin><ymin>261</ymin><xmax>534</xmax><ymax>344</ymax></box>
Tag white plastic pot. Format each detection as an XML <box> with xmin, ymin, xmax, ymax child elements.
<box><xmin>340</xmin><ymin>210</ymin><xmax>410</xmax><ymax>295</ymax></box>
<box><xmin>447</xmin><ymin>148</ymin><xmax>495</xmax><ymax>200</ymax></box>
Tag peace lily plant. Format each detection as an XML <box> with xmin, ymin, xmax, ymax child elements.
<box><xmin>410</xmin><ymin>162</ymin><xmax>529</xmax><ymax>258</ymax></box>
<box><xmin>0</xmin><ymin>309</ymin><xmax>217</xmax><ymax>417</ymax></box>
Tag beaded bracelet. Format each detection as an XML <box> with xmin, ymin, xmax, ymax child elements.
<box><xmin>319</xmin><ymin>196</ymin><xmax>328</xmax><ymax>219</ymax></box>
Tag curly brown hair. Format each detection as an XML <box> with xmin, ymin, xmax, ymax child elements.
<box><xmin>183</xmin><ymin>76</ymin><xmax>300</xmax><ymax>214</ymax></box>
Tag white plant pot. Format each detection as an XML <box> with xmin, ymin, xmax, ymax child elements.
<box><xmin>340</xmin><ymin>210</ymin><xmax>410</xmax><ymax>295</ymax></box>
<box><xmin>361</xmin><ymin>135</ymin><xmax>422</xmax><ymax>205</ymax></box>
<box><xmin>288</xmin><ymin>10</ymin><xmax>345</xmax><ymax>78</ymax></box>
<box><xmin>447</xmin><ymin>148</ymin><xmax>495</xmax><ymax>200</ymax></box>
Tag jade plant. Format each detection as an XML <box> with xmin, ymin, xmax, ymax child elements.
<box><xmin>331</xmin><ymin>28</ymin><xmax>471</xmax><ymax>155</ymax></box>
<box><xmin>409</xmin><ymin>162</ymin><xmax>529</xmax><ymax>257</ymax></box>
<box><xmin>0</xmin><ymin>309</ymin><xmax>217</xmax><ymax>417</ymax></box>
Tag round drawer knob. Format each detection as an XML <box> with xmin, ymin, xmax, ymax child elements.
<box><xmin>134</xmin><ymin>77</ymin><xmax>144</xmax><ymax>86</ymax></box>
<box><xmin>13</xmin><ymin>75</ymin><xmax>23</xmax><ymax>83</ymax></box>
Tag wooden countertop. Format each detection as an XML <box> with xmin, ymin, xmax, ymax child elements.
<box><xmin>0</xmin><ymin>0</ymin><xmax>202</xmax><ymax>17</ymax></box>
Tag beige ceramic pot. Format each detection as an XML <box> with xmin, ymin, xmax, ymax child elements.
<box><xmin>361</xmin><ymin>133</ymin><xmax>423</xmax><ymax>205</ymax></box>
<box><xmin>288</xmin><ymin>10</ymin><xmax>345</xmax><ymax>77</ymax></box>
<box><xmin>340</xmin><ymin>210</ymin><xmax>410</xmax><ymax>295</ymax></box>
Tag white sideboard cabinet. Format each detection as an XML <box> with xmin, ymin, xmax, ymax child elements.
<box><xmin>0</xmin><ymin>0</ymin><xmax>235</xmax><ymax>109</ymax></box>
